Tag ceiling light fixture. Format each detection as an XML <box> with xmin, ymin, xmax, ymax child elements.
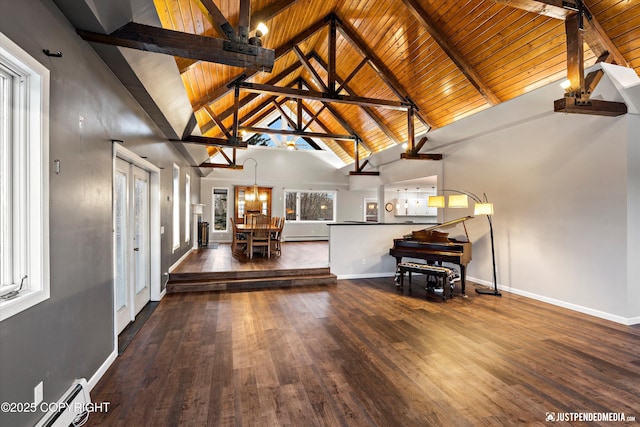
<box><xmin>249</xmin><ymin>23</ymin><xmax>269</xmax><ymax>46</ymax></box>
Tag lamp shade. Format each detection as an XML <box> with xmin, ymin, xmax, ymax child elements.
<box><xmin>474</xmin><ymin>202</ymin><xmax>494</xmax><ymax>216</ymax></box>
<box><xmin>428</xmin><ymin>195</ymin><xmax>445</xmax><ymax>208</ymax></box>
<box><xmin>448</xmin><ymin>194</ymin><xmax>469</xmax><ymax>208</ymax></box>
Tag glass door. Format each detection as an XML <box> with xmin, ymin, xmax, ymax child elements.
<box><xmin>114</xmin><ymin>159</ymin><xmax>150</xmax><ymax>334</ymax></box>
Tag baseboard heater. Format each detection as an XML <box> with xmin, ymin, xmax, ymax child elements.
<box><xmin>36</xmin><ymin>379</ymin><xmax>91</xmax><ymax>427</ymax></box>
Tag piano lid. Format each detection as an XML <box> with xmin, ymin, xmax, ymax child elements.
<box><xmin>404</xmin><ymin>215</ymin><xmax>474</xmax><ymax>242</ymax></box>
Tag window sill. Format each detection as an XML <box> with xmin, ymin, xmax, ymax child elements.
<box><xmin>0</xmin><ymin>289</ymin><xmax>49</xmax><ymax>322</ymax></box>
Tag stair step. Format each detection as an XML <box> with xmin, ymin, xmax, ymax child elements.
<box><xmin>168</xmin><ymin>267</ymin><xmax>331</xmax><ymax>283</ymax></box>
<box><xmin>166</xmin><ymin>273</ymin><xmax>337</xmax><ymax>293</ymax></box>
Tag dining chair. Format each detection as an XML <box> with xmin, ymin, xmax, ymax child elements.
<box><xmin>230</xmin><ymin>217</ymin><xmax>248</xmax><ymax>257</ymax></box>
<box><xmin>248</xmin><ymin>214</ymin><xmax>271</xmax><ymax>259</ymax></box>
<box><xmin>270</xmin><ymin>217</ymin><xmax>284</xmax><ymax>256</ymax></box>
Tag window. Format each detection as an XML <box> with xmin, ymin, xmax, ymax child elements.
<box><xmin>0</xmin><ymin>33</ymin><xmax>50</xmax><ymax>321</ymax></box>
<box><xmin>185</xmin><ymin>174</ymin><xmax>190</xmax><ymax>243</ymax></box>
<box><xmin>364</xmin><ymin>199</ymin><xmax>379</xmax><ymax>222</ymax></box>
<box><xmin>212</xmin><ymin>188</ymin><xmax>228</xmax><ymax>232</ymax></box>
<box><xmin>284</xmin><ymin>190</ymin><xmax>336</xmax><ymax>222</ymax></box>
<box><xmin>172</xmin><ymin>164</ymin><xmax>180</xmax><ymax>251</ymax></box>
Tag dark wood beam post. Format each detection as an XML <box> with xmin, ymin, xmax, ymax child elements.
<box><xmin>273</xmin><ymin>100</ymin><xmax>298</xmax><ymax>130</ymax></box>
<box><xmin>565</xmin><ymin>12</ymin><xmax>585</xmax><ymax>99</ymax></box>
<box><xmin>302</xmin><ymin>105</ymin><xmax>326</xmax><ymax>131</ymax></box>
<box><xmin>297</xmin><ymin>80</ymin><xmax>303</xmax><ymax>129</ymax></box>
<box><xmin>328</xmin><ymin>17</ymin><xmax>337</xmax><ymax>94</ymax></box>
<box><xmin>232</xmin><ymin>84</ymin><xmax>241</xmax><ymax>142</ymax></box>
<box><xmin>407</xmin><ymin>107</ymin><xmax>415</xmax><ymax>154</ymax></box>
<box><xmin>204</xmin><ymin>105</ymin><xmax>234</xmax><ymax>140</ymax></box>
<box><xmin>354</xmin><ymin>137</ymin><xmax>360</xmax><ymax>172</ymax></box>
<box><xmin>293</xmin><ymin>45</ymin><xmax>329</xmax><ymax>92</ymax></box>
<box><xmin>238</xmin><ymin>0</ymin><xmax>251</xmax><ymax>43</ymax></box>
<box><xmin>310</xmin><ymin>53</ymin><xmax>401</xmax><ymax>144</ymax></box>
<box><xmin>193</xmin><ymin>0</ymin><xmax>239</xmax><ymax>41</ymax></box>
<box><xmin>336</xmin><ymin>58</ymin><xmax>367</xmax><ymax>93</ymax></box>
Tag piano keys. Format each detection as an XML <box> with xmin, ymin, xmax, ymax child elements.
<box><xmin>389</xmin><ymin>216</ymin><xmax>473</xmax><ymax>295</ymax></box>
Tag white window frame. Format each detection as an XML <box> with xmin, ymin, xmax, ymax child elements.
<box><xmin>284</xmin><ymin>189</ymin><xmax>337</xmax><ymax>223</ymax></box>
<box><xmin>184</xmin><ymin>173</ymin><xmax>190</xmax><ymax>243</ymax></box>
<box><xmin>0</xmin><ymin>33</ymin><xmax>50</xmax><ymax>321</ymax></box>
<box><xmin>212</xmin><ymin>188</ymin><xmax>229</xmax><ymax>233</ymax></box>
<box><xmin>172</xmin><ymin>163</ymin><xmax>180</xmax><ymax>251</ymax></box>
<box><xmin>364</xmin><ymin>198</ymin><xmax>379</xmax><ymax>222</ymax></box>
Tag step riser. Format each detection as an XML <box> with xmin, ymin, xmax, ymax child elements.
<box><xmin>167</xmin><ymin>276</ymin><xmax>337</xmax><ymax>293</ymax></box>
<box><xmin>169</xmin><ymin>267</ymin><xmax>331</xmax><ymax>282</ymax></box>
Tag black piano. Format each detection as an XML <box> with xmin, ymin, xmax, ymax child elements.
<box><xmin>389</xmin><ymin>216</ymin><xmax>473</xmax><ymax>295</ymax></box>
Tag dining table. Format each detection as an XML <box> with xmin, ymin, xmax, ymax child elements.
<box><xmin>235</xmin><ymin>223</ymin><xmax>281</xmax><ymax>258</ymax></box>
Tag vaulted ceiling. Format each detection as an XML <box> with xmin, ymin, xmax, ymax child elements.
<box><xmin>78</xmin><ymin>0</ymin><xmax>640</xmax><ymax>168</ymax></box>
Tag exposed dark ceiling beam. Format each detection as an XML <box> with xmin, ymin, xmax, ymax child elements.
<box><xmin>199</xmin><ymin>61</ymin><xmax>303</xmax><ymax>134</ymax></box>
<box><xmin>177</xmin><ymin>0</ymin><xmax>300</xmax><ymax>72</ymax></box>
<box><xmin>171</xmin><ymin>135</ymin><xmax>247</xmax><ymax>148</ymax></box>
<box><xmin>399</xmin><ymin>0</ymin><xmax>500</xmax><ymax>106</ymax></box>
<box><xmin>77</xmin><ymin>22</ymin><xmax>275</xmax><ymax>71</ymax></box>
<box><xmin>190</xmin><ymin>15</ymin><xmax>329</xmax><ymax>112</ymax></box>
<box><xmin>310</xmin><ymin>53</ymin><xmax>402</xmax><ymax>144</ymax></box>
<box><xmin>238</xmin><ymin>126</ymin><xmax>356</xmax><ymax>141</ymax></box>
<box><xmin>298</xmin><ymin>78</ymin><xmax>370</xmax><ymax>155</ymax></box>
<box><xmin>238</xmin><ymin>82</ymin><xmax>411</xmax><ymax>110</ymax></box>
<box><xmin>192</xmin><ymin>0</ymin><xmax>238</xmax><ymax>41</ymax></box>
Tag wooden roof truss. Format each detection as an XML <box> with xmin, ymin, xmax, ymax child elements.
<box><xmin>493</xmin><ymin>0</ymin><xmax>627</xmax><ymax>116</ymax></box>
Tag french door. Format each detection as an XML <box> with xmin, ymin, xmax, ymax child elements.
<box><xmin>115</xmin><ymin>158</ymin><xmax>151</xmax><ymax>334</ymax></box>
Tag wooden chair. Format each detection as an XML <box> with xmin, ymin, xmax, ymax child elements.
<box><xmin>230</xmin><ymin>217</ymin><xmax>248</xmax><ymax>257</ymax></box>
<box><xmin>248</xmin><ymin>214</ymin><xmax>271</xmax><ymax>259</ymax></box>
<box><xmin>270</xmin><ymin>217</ymin><xmax>284</xmax><ymax>256</ymax></box>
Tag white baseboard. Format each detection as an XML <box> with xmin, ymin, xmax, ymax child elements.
<box><xmin>168</xmin><ymin>248</ymin><xmax>194</xmax><ymax>273</ymax></box>
<box><xmin>88</xmin><ymin>350</ymin><xmax>117</xmax><ymax>391</ymax></box>
<box><xmin>468</xmin><ymin>276</ymin><xmax>638</xmax><ymax>326</ymax></box>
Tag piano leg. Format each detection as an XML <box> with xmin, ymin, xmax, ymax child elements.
<box><xmin>460</xmin><ymin>265</ymin><xmax>467</xmax><ymax>296</ymax></box>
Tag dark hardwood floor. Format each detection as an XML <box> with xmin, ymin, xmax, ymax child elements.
<box><xmin>171</xmin><ymin>241</ymin><xmax>329</xmax><ymax>273</ymax></box>
<box><xmin>92</xmin><ymin>273</ymin><xmax>640</xmax><ymax>426</ymax></box>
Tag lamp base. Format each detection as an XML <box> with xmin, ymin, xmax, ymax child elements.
<box><xmin>475</xmin><ymin>287</ymin><xmax>502</xmax><ymax>296</ymax></box>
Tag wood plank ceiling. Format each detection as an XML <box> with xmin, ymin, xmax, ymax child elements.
<box><xmin>153</xmin><ymin>0</ymin><xmax>640</xmax><ymax>166</ymax></box>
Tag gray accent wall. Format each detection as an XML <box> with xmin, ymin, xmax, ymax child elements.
<box><xmin>0</xmin><ymin>0</ymin><xmax>198</xmax><ymax>425</ymax></box>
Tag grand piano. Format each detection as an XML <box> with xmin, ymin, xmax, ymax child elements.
<box><xmin>389</xmin><ymin>216</ymin><xmax>473</xmax><ymax>295</ymax></box>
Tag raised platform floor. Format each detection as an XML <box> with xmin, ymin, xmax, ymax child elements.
<box><xmin>167</xmin><ymin>241</ymin><xmax>336</xmax><ymax>293</ymax></box>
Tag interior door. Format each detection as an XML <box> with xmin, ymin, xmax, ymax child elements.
<box><xmin>132</xmin><ymin>165</ymin><xmax>150</xmax><ymax>315</ymax></box>
<box><xmin>114</xmin><ymin>158</ymin><xmax>150</xmax><ymax>334</ymax></box>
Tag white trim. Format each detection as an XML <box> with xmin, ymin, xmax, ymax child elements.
<box><xmin>0</xmin><ymin>32</ymin><xmax>50</xmax><ymax>322</ymax></box>
<box><xmin>468</xmin><ymin>276</ymin><xmax>638</xmax><ymax>326</ymax></box>
<box><xmin>88</xmin><ymin>350</ymin><xmax>118</xmax><ymax>391</ymax></box>
<box><xmin>168</xmin><ymin>247</ymin><xmax>194</xmax><ymax>273</ymax></box>
<box><xmin>172</xmin><ymin>163</ymin><xmax>180</xmax><ymax>252</ymax></box>
<box><xmin>113</xmin><ymin>144</ymin><xmax>163</xmax><ymax>351</ymax></box>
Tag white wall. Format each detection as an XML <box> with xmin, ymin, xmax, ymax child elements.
<box><xmin>627</xmin><ymin>114</ymin><xmax>640</xmax><ymax>321</ymax></box>
<box><xmin>332</xmin><ymin>69</ymin><xmax>638</xmax><ymax>324</ymax></box>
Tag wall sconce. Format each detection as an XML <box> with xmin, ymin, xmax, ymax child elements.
<box><xmin>248</xmin><ymin>22</ymin><xmax>269</xmax><ymax>46</ymax></box>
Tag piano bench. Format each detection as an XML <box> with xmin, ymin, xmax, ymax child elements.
<box><xmin>394</xmin><ymin>262</ymin><xmax>460</xmax><ymax>301</ymax></box>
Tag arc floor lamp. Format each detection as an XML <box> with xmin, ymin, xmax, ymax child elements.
<box><xmin>428</xmin><ymin>190</ymin><xmax>501</xmax><ymax>296</ymax></box>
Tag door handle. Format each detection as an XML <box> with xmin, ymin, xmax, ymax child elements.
<box><xmin>133</xmin><ymin>247</ymin><xmax>140</xmax><ymax>251</ymax></box>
